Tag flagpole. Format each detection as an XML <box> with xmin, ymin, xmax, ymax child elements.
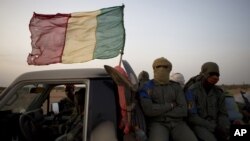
<box><xmin>119</xmin><ymin>50</ymin><xmax>124</xmax><ymax>66</ymax></box>
<box><xmin>119</xmin><ymin>4</ymin><xmax>125</xmax><ymax>67</ymax></box>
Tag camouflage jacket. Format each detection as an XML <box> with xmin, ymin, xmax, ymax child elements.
<box><xmin>185</xmin><ymin>81</ymin><xmax>230</xmax><ymax>130</ymax></box>
<box><xmin>139</xmin><ymin>80</ymin><xmax>187</xmax><ymax>125</ymax></box>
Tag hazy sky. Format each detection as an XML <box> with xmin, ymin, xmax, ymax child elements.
<box><xmin>0</xmin><ymin>0</ymin><xmax>250</xmax><ymax>87</ymax></box>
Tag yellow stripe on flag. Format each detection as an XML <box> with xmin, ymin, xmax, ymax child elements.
<box><xmin>62</xmin><ymin>10</ymin><xmax>101</xmax><ymax>63</ymax></box>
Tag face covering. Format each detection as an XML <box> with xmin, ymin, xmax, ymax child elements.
<box><xmin>154</xmin><ymin>66</ymin><xmax>171</xmax><ymax>84</ymax></box>
<box><xmin>203</xmin><ymin>74</ymin><xmax>220</xmax><ymax>94</ymax></box>
<box><xmin>152</xmin><ymin>57</ymin><xmax>172</xmax><ymax>85</ymax></box>
<box><xmin>207</xmin><ymin>75</ymin><xmax>219</xmax><ymax>85</ymax></box>
<box><xmin>200</xmin><ymin>62</ymin><xmax>220</xmax><ymax>79</ymax></box>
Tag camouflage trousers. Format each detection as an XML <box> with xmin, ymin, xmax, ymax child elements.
<box><xmin>147</xmin><ymin>121</ymin><xmax>198</xmax><ymax>141</ymax></box>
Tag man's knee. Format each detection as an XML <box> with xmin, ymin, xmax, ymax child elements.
<box><xmin>148</xmin><ymin>122</ymin><xmax>169</xmax><ymax>141</ymax></box>
<box><xmin>90</xmin><ymin>121</ymin><xmax>117</xmax><ymax>141</ymax></box>
<box><xmin>172</xmin><ymin>123</ymin><xmax>198</xmax><ymax>141</ymax></box>
<box><xmin>192</xmin><ymin>126</ymin><xmax>217</xmax><ymax>141</ymax></box>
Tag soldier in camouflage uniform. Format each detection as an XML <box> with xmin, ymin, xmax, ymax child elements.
<box><xmin>170</xmin><ymin>72</ymin><xmax>185</xmax><ymax>88</ymax></box>
<box><xmin>139</xmin><ymin>57</ymin><xmax>197</xmax><ymax>141</ymax></box>
<box><xmin>185</xmin><ymin>62</ymin><xmax>230</xmax><ymax>141</ymax></box>
<box><xmin>138</xmin><ymin>70</ymin><xmax>150</xmax><ymax>90</ymax></box>
<box><xmin>58</xmin><ymin>84</ymin><xmax>75</xmax><ymax>115</ymax></box>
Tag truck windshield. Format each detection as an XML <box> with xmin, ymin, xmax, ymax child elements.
<box><xmin>0</xmin><ymin>84</ymin><xmax>44</xmax><ymax>113</ymax></box>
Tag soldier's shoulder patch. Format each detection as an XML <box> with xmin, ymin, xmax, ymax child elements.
<box><xmin>187</xmin><ymin>101</ymin><xmax>194</xmax><ymax>109</ymax></box>
<box><xmin>146</xmin><ymin>88</ymin><xmax>153</xmax><ymax>96</ymax></box>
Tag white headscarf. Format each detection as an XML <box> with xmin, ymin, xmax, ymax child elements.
<box><xmin>170</xmin><ymin>72</ymin><xmax>185</xmax><ymax>87</ymax></box>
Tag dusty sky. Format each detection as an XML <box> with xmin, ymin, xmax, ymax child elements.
<box><xmin>0</xmin><ymin>0</ymin><xmax>250</xmax><ymax>87</ymax></box>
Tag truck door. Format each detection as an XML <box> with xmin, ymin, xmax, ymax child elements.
<box><xmin>86</xmin><ymin>78</ymin><xmax>119</xmax><ymax>141</ymax></box>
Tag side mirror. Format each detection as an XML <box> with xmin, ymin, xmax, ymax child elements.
<box><xmin>51</xmin><ymin>102</ymin><xmax>59</xmax><ymax>115</ymax></box>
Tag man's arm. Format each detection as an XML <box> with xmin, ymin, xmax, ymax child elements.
<box><xmin>217</xmin><ymin>93</ymin><xmax>230</xmax><ymax>127</ymax></box>
<box><xmin>185</xmin><ymin>90</ymin><xmax>216</xmax><ymax>132</ymax></box>
<box><xmin>139</xmin><ymin>89</ymin><xmax>172</xmax><ymax>117</ymax></box>
<box><xmin>165</xmin><ymin>86</ymin><xmax>187</xmax><ymax>118</ymax></box>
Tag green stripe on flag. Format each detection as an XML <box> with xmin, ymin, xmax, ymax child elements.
<box><xmin>94</xmin><ymin>6</ymin><xmax>125</xmax><ymax>59</ymax></box>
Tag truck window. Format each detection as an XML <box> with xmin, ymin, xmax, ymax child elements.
<box><xmin>1</xmin><ymin>84</ymin><xmax>44</xmax><ymax>113</ymax></box>
<box><xmin>42</xmin><ymin>84</ymin><xmax>86</xmax><ymax>115</ymax></box>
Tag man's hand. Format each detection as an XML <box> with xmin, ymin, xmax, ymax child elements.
<box><xmin>171</xmin><ymin>102</ymin><xmax>176</xmax><ymax>109</ymax></box>
<box><xmin>206</xmin><ymin>121</ymin><xmax>216</xmax><ymax>132</ymax></box>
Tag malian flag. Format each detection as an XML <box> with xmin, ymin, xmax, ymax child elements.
<box><xmin>27</xmin><ymin>6</ymin><xmax>125</xmax><ymax>65</ymax></box>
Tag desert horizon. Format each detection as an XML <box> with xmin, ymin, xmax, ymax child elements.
<box><xmin>1</xmin><ymin>84</ymin><xmax>250</xmax><ymax>95</ymax></box>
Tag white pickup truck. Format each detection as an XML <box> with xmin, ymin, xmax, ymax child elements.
<box><xmin>0</xmin><ymin>61</ymin><xmax>146</xmax><ymax>141</ymax></box>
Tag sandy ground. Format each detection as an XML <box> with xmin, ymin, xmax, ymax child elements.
<box><xmin>226</xmin><ymin>88</ymin><xmax>250</xmax><ymax>103</ymax></box>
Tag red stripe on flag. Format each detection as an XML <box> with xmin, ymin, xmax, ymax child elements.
<box><xmin>27</xmin><ymin>13</ymin><xmax>70</xmax><ymax>65</ymax></box>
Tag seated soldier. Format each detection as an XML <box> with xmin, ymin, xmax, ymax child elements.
<box><xmin>139</xmin><ymin>57</ymin><xmax>197</xmax><ymax>141</ymax></box>
<box><xmin>138</xmin><ymin>70</ymin><xmax>150</xmax><ymax>90</ymax></box>
<box><xmin>185</xmin><ymin>62</ymin><xmax>230</xmax><ymax>141</ymax></box>
<box><xmin>170</xmin><ymin>72</ymin><xmax>185</xmax><ymax>88</ymax></box>
<box><xmin>58</xmin><ymin>84</ymin><xmax>76</xmax><ymax>116</ymax></box>
<box><xmin>56</xmin><ymin>87</ymin><xmax>86</xmax><ymax>141</ymax></box>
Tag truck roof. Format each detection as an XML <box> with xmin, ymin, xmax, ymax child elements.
<box><xmin>12</xmin><ymin>68</ymin><xmax>110</xmax><ymax>82</ymax></box>
<box><xmin>0</xmin><ymin>68</ymin><xmax>111</xmax><ymax>99</ymax></box>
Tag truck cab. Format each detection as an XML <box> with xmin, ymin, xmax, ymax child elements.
<box><xmin>0</xmin><ymin>68</ymin><xmax>122</xmax><ymax>141</ymax></box>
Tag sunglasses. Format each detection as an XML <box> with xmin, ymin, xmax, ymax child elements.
<box><xmin>209</xmin><ymin>72</ymin><xmax>220</xmax><ymax>77</ymax></box>
<box><xmin>155</xmin><ymin>65</ymin><xmax>168</xmax><ymax>69</ymax></box>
